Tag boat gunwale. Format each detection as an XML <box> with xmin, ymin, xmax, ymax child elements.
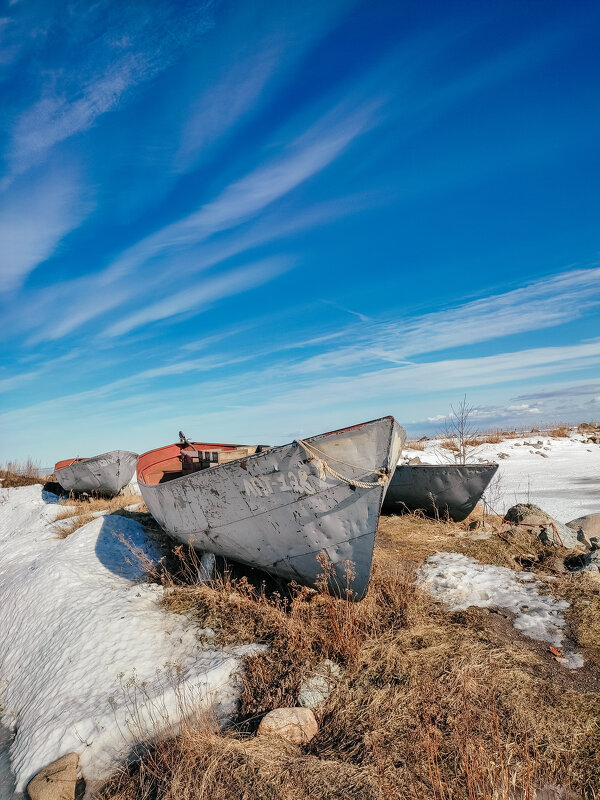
<box><xmin>137</xmin><ymin>416</ymin><xmax>398</xmax><ymax>488</ymax></box>
<box><xmin>54</xmin><ymin>450</ymin><xmax>139</xmax><ymax>474</ymax></box>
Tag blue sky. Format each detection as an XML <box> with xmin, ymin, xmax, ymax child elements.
<box><xmin>1</xmin><ymin>0</ymin><xmax>600</xmax><ymax>464</ymax></box>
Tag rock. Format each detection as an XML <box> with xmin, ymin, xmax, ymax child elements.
<box><xmin>535</xmin><ymin>783</ymin><xmax>581</xmax><ymax>800</ymax></box>
<box><xmin>407</xmin><ymin>456</ymin><xmax>422</xmax><ymax>465</ymax></box>
<box><xmin>566</xmin><ymin>513</ymin><xmax>600</xmax><ymax>543</ymax></box>
<box><xmin>298</xmin><ymin>659</ymin><xmax>342</xmax><ymax>709</ymax></box>
<box><xmin>571</xmin><ymin>551</ymin><xmax>600</xmax><ymax>574</ymax></box>
<box><xmin>535</xmin><ymin>450</ymin><xmax>549</xmax><ymax>458</ymax></box>
<box><xmin>497</xmin><ymin>452</ymin><xmax>509</xmax><ymax>459</ymax></box>
<box><xmin>258</xmin><ymin>707</ymin><xmax>318</xmax><ymax>744</ymax></box>
<box><xmin>504</xmin><ymin>504</ymin><xmax>581</xmax><ymax>549</ymax></box>
<box><xmin>27</xmin><ymin>753</ymin><xmax>79</xmax><ymax>800</ymax></box>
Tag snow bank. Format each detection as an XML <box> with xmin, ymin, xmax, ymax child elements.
<box><xmin>0</xmin><ymin>485</ymin><xmax>257</xmax><ymax>794</ymax></box>
<box><xmin>418</xmin><ymin>552</ymin><xmax>583</xmax><ymax>668</ymax></box>
<box><xmin>403</xmin><ymin>433</ymin><xmax>600</xmax><ymax>521</ymax></box>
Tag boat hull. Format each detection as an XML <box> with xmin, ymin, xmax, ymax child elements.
<box><xmin>382</xmin><ymin>463</ymin><xmax>498</xmax><ymax>521</ymax></box>
<box><xmin>138</xmin><ymin>417</ymin><xmax>405</xmax><ymax>599</ymax></box>
<box><xmin>54</xmin><ymin>451</ymin><xmax>139</xmax><ymax>495</ymax></box>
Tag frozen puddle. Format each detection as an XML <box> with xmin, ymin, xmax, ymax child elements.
<box><xmin>0</xmin><ymin>485</ymin><xmax>258</xmax><ymax>794</ymax></box>
<box><xmin>418</xmin><ymin>552</ymin><xmax>583</xmax><ymax>668</ymax></box>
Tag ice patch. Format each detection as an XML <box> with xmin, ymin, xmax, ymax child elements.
<box><xmin>0</xmin><ymin>485</ymin><xmax>258</xmax><ymax>793</ymax></box>
<box><xmin>418</xmin><ymin>552</ymin><xmax>583</xmax><ymax>667</ymax></box>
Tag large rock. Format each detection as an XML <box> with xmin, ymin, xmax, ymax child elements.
<box><xmin>257</xmin><ymin>707</ymin><xmax>318</xmax><ymax>744</ymax></box>
<box><xmin>27</xmin><ymin>753</ymin><xmax>79</xmax><ymax>800</ymax></box>
<box><xmin>567</xmin><ymin>513</ymin><xmax>600</xmax><ymax>549</ymax></box>
<box><xmin>504</xmin><ymin>504</ymin><xmax>583</xmax><ymax>549</ymax></box>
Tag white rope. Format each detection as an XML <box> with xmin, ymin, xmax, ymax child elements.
<box><xmin>295</xmin><ymin>438</ymin><xmax>389</xmax><ymax>489</ymax></box>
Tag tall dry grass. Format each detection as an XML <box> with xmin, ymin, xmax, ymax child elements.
<box><xmin>97</xmin><ymin>522</ymin><xmax>600</xmax><ymax>800</ymax></box>
<box><xmin>0</xmin><ymin>458</ymin><xmax>45</xmax><ymax>487</ymax></box>
<box><xmin>54</xmin><ymin>495</ymin><xmax>146</xmax><ymax>538</ymax></box>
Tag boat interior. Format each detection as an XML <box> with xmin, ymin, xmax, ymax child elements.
<box><xmin>137</xmin><ymin>434</ymin><xmax>270</xmax><ymax>486</ymax></box>
<box><xmin>54</xmin><ymin>458</ymin><xmax>86</xmax><ymax>471</ymax></box>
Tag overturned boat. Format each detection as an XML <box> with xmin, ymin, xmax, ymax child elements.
<box><xmin>382</xmin><ymin>463</ymin><xmax>498</xmax><ymax>521</ymax></box>
<box><xmin>137</xmin><ymin>417</ymin><xmax>405</xmax><ymax>599</ymax></box>
<box><xmin>54</xmin><ymin>450</ymin><xmax>139</xmax><ymax>496</ymax></box>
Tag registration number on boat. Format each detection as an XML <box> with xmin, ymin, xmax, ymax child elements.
<box><xmin>242</xmin><ymin>469</ymin><xmax>316</xmax><ymax>497</ymax></box>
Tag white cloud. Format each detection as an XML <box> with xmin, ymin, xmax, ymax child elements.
<box><xmin>4</xmin><ymin>3</ymin><xmax>215</xmax><ymax>180</ymax></box>
<box><xmin>102</xmin><ymin>257</ymin><xmax>291</xmax><ymax>338</ymax></box>
<box><xmin>0</xmin><ymin>168</ymin><xmax>89</xmax><ymax>292</ymax></box>
<box><xmin>293</xmin><ymin>266</ymin><xmax>600</xmax><ymax>373</ymax></box>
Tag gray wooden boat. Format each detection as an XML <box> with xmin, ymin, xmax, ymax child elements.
<box><xmin>137</xmin><ymin>417</ymin><xmax>405</xmax><ymax>599</ymax></box>
<box><xmin>54</xmin><ymin>450</ymin><xmax>139</xmax><ymax>496</ymax></box>
<box><xmin>382</xmin><ymin>463</ymin><xmax>498</xmax><ymax>521</ymax></box>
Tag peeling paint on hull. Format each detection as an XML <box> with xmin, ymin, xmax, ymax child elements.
<box><xmin>54</xmin><ymin>451</ymin><xmax>139</xmax><ymax>495</ymax></box>
<box><xmin>382</xmin><ymin>463</ymin><xmax>499</xmax><ymax>521</ymax></box>
<box><xmin>138</xmin><ymin>418</ymin><xmax>405</xmax><ymax>599</ymax></box>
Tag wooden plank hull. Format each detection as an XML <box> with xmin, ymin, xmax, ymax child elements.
<box><xmin>382</xmin><ymin>463</ymin><xmax>499</xmax><ymax>521</ymax></box>
<box><xmin>54</xmin><ymin>450</ymin><xmax>139</xmax><ymax>495</ymax></box>
<box><xmin>138</xmin><ymin>417</ymin><xmax>405</xmax><ymax>599</ymax></box>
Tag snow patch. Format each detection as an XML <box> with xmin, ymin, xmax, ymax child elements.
<box><xmin>418</xmin><ymin>552</ymin><xmax>583</xmax><ymax>667</ymax></box>
<box><xmin>402</xmin><ymin>433</ymin><xmax>600</xmax><ymax>521</ymax></box>
<box><xmin>0</xmin><ymin>485</ymin><xmax>258</xmax><ymax>793</ymax></box>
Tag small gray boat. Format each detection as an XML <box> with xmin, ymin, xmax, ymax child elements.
<box><xmin>54</xmin><ymin>450</ymin><xmax>139</xmax><ymax>496</ymax></box>
<box><xmin>382</xmin><ymin>463</ymin><xmax>498</xmax><ymax>521</ymax></box>
<box><xmin>138</xmin><ymin>417</ymin><xmax>405</xmax><ymax>599</ymax></box>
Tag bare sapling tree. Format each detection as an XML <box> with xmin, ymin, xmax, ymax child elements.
<box><xmin>443</xmin><ymin>395</ymin><xmax>478</xmax><ymax>465</ymax></box>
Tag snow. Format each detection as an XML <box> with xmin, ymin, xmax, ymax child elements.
<box><xmin>418</xmin><ymin>552</ymin><xmax>582</xmax><ymax>667</ymax></box>
<box><xmin>0</xmin><ymin>485</ymin><xmax>258</xmax><ymax>796</ymax></box>
<box><xmin>403</xmin><ymin>432</ymin><xmax>600</xmax><ymax>522</ymax></box>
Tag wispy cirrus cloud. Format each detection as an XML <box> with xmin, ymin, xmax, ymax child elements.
<box><xmin>0</xmin><ymin>166</ymin><xmax>90</xmax><ymax>292</ymax></box>
<box><xmin>291</xmin><ymin>266</ymin><xmax>600</xmax><ymax>373</ymax></box>
<box><xmin>104</xmin><ymin>98</ymin><xmax>380</xmax><ymax>284</ymax></box>
<box><xmin>13</xmin><ymin>100</ymin><xmax>379</xmax><ymax>344</ymax></box>
<box><xmin>3</xmin><ymin>2</ymin><xmax>215</xmax><ymax>181</ymax></box>
<box><xmin>102</xmin><ymin>256</ymin><xmax>291</xmax><ymax>338</ymax></box>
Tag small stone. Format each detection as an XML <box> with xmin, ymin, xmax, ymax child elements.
<box><xmin>258</xmin><ymin>707</ymin><xmax>318</xmax><ymax>744</ymax></box>
<box><xmin>407</xmin><ymin>456</ymin><xmax>422</xmax><ymax>465</ymax></box>
<box><xmin>535</xmin><ymin>783</ymin><xmax>581</xmax><ymax>799</ymax></box>
<box><xmin>497</xmin><ymin>452</ymin><xmax>509</xmax><ymax>459</ymax></box>
<box><xmin>535</xmin><ymin>450</ymin><xmax>549</xmax><ymax>458</ymax></box>
<box><xmin>298</xmin><ymin>659</ymin><xmax>342</xmax><ymax>709</ymax></box>
<box><xmin>27</xmin><ymin>753</ymin><xmax>79</xmax><ymax>800</ymax></box>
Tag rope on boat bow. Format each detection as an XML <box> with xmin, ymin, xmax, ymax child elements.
<box><xmin>294</xmin><ymin>438</ymin><xmax>389</xmax><ymax>489</ymax></box>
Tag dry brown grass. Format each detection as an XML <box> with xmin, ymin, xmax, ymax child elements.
<box><xmin>549</xmin><ymin>426</ymin><xmax>570</xmax><ymax>438</ymax></box>
<box><xmin>55</xmin><ymin>495</ymin><xmax>147</xmax><ymax>538</ymax></box>
<box><xmin>0</xmin><ymin>458</ymin><xmax>46</xmax><ymax>487</ymax></box>
<box><xmin>405</xmin><ymin>440</ymin><xmax>426</xmax><ymax>451</ymax></box>
<box><xmin>98</xmin><ymin>513</ymin><xmax>600</xmax><ymax>800</ymax></box>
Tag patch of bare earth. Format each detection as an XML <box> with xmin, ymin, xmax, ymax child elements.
<box><xmin>96</xmin><ymin>511</ymin><xmax>600</xmax><ymax>800</ymax></box>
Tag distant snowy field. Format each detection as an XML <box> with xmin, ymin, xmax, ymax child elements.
<box><xmin>403</xmin><ymin>432</ymin><xmax>600</xmax><ymax>522</ymax></box>
<box><xmin>0</xmin><ymin>485</ymin><xmax>257</xmax><ymax>798</ymax></box>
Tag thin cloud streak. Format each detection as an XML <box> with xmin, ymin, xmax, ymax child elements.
<box><xmin>4</xmin><ymin>2</ymin><xmax>215</xmax><ymax>181</ymax></box>
<box><xmin>292</xmin><ymin>266</ymin><xmax>600</xmax><ymax>373</ymax></box>
<box><xmin>0</xmin><ymin>168</ymin><xmax>89</xmax><ymax>292</ymax></box>
<box><xmin>102</xmin><ymin>257</ymin><xmax>292</xmax><ymax>337</ymax></box>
